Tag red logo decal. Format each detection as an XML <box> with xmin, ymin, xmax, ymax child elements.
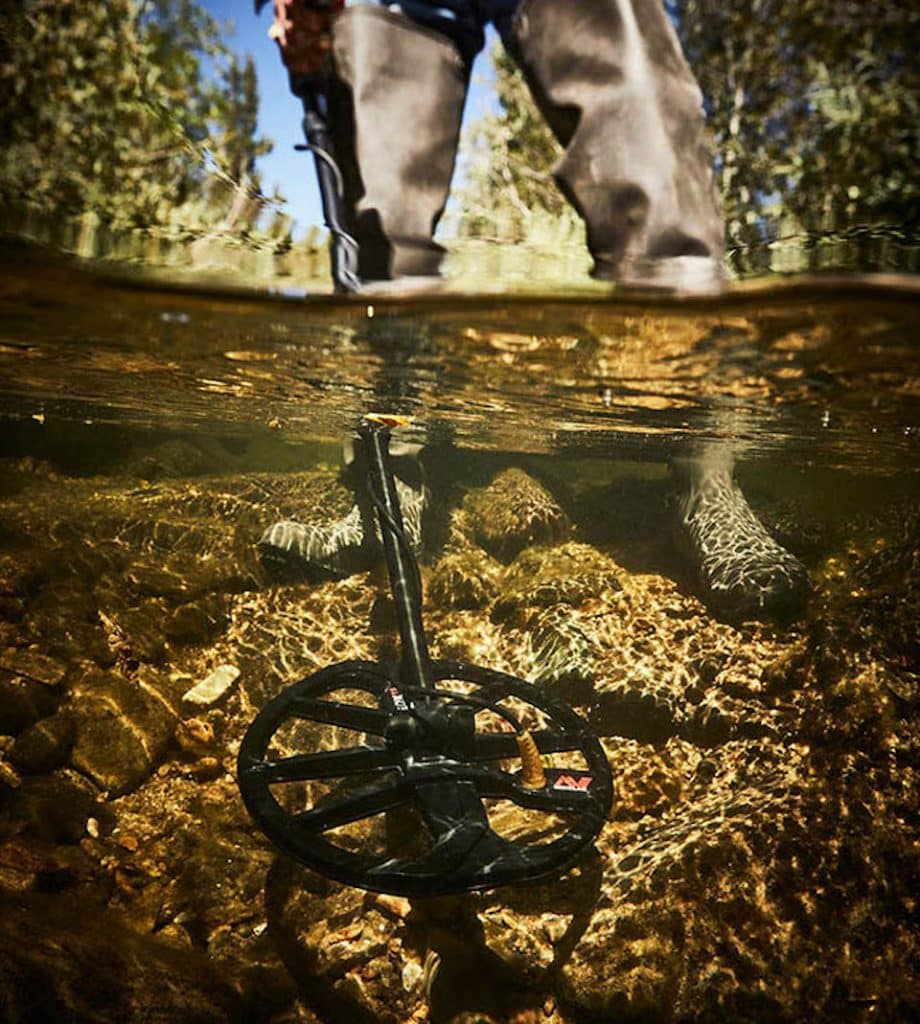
<box><xmin>553</xmin><ymin>773</ymin><xmax>593</xmax><ymax>791</ymax></box>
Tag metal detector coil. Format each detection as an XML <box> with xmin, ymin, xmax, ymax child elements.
<box><xmin>238</xmin><ymin>420</ymin><xmax>612</xmax><ymax>896</ymax></box>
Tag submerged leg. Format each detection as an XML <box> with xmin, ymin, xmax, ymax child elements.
<box><xmin>503</xmin><ymin>0</ymin><xmax>725</xmax><ymax>290</ymax></box>
<box><xmin>259</xmin><ymin>440</ymin><xmax>429</xmax><ymax>577</ymax></box>
<box><xmin>673</xmin><ymin>449</ymin><xmax>810</xmax><ymax>619</ymax></box>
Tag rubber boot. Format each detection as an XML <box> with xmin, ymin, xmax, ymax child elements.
<box><xmin>328</xmin><ymin>5</ymin><xmax>470</xmax><ymax>283</ymax></box>
<box><xmin>259</xmin><ymin>438</ymin><xmax>428</xmax><ymax>578</ymax></box>
<box><xmin>504</xmin><ymin>0</ymin><xmax>725</xmax><ymax>290</ymax></box>
<box><xmin>672</xmin><ymin>448</ymin><xmax>810</xmax><ymax>620</ymax></box>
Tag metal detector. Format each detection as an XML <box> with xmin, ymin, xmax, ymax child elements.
<box><xmin>238</xmin><ymin>418</ymin><xmax>612</xmax><ymax>896</ymax></box>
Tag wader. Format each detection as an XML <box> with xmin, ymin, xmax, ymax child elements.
<box><xmin>327</xmin><ymin>0</ymin><xmax>724</xmax><ymax>285</ymax></box>
<box><xmin>261</xmin><ymin>3</ymin><xmax>808</xmax><ymax>622</ymax></box>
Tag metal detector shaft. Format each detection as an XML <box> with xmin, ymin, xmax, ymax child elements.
<box><xmin>291</xmin><ymin>77</ymin><xmax>361</xmax><ymax>293</ymax></box>
<box><xmin>358</xmin><ymin>420</ymin><xmax>433</xmax><ymax>693</ymax></box>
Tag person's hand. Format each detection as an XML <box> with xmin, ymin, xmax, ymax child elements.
<box><xmin>269</xmin><ymin>0</ymin><xmax>340</xmax><ymax>77</ymax></box>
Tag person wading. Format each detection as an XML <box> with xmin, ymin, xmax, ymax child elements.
<box><xmin>265</xmin><ymin>0</ymin><xmax>725</xmax><ymax>293</ymax></box>
<box><xmin>258</xmin><ymin>0</ymin><xmax>809</xmax><ymax>621</ymax></box>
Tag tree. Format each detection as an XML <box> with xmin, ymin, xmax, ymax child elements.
<box><xmin>0</xmin><ymin>0</ymin><xmax>276</xmax><ymax>240</ymax></box>
<box><xmin>673</xmin><ymin>0</ymin><xmax>919</xmax><ymax>271</ymax></box>
<box><xmin>455</xmin><ymin>46</ymin><xmax>579</xmax><ymax>246</ymax></box>
<box><xmin>203</xmin><ymin>54</ymin><xmax>274</xmax><ymax>234</ymax></box>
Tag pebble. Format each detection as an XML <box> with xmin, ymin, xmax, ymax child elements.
<box><xmin>166</xmin><ymin>598</ymin><xmax>226</xmax><ymax>644</ymax></box>
<box><xmin>70</xmin><ymin>668</ymin><xmax>176</xmax><ymax>796</ymax></box>
<box><xmin>374</xmin><ymin>893</ymin><xmax>412</xmax><ymax>919</ymax></box>
<box><xmin>0</xmin><ymin>758</ymin><xmax>22</xmax><ymax>789</ymax></box>
<box><xmin>0</xmin><ymin>838</ymin><xmax>44</xmax><ymax>891</ymax></box>
<box><xmin>185</xmin><ymin>756</ymin><xmax>221</xmax><ymax>780</ymax></box>
<box><xmin>182</xmin><ymin>665</ymin><xmax>240</xmax><ymax>708</ymax></box>
<box><xmin>401</xmin><ymin>960</ymin><xmax>423</xmax><ymax>992</ymax></box>
<box><xmin>175</xmin><ymin>717</ymin><xmax>216</xmax><ymax>756</ymax></box>
<box><xmin>157</xmin><ymin>922</ymin><xmax>193</xmax><ymax>949</ymax></box>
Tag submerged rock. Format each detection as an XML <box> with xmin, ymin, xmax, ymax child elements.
<box><xmin>165</xmin><ymin>594</ymin><xmax>229</xmax><ymax>645</ymax></box>
<box><xmin>8</xmin><ymin>711</ymin><xmax>75</xmax><ymax>774</ymax></box>
<box><xmin>69</xmin><ymin>668</ymin><xmax>178</xmax><ymax>796</ymax></box>
<box><xmin>6</xmin><ymin>769</ymin><xmax>103</xmax><ymax>843</ymax></box>
<box><xmin>268</xmin><ymin>863</ymin><xmax>431</xmax><ymax>1024</ymax></box>
<box><xmin>24</xmin><ymin>582</ymin><xmax>112</xmax><ymax>664</ymax></box>
<box><xmin>428</xmin><ymin>546</ymin><xmax>501</xmax><ymax>610</ymax></box>
<box><xmin>463</xmin><ymin>468</ymin><xmax>571</xmax><ymax>560</ymax></box>
<box><xmin>0</xmin><ymin>672</ymin><xmax>58</xmax><ymax>735</ymax></box>
<box><xmin>0</xmin><ymin>892</ymin><xmax>249</xmax><ymax>1024</ymax></box>
<box><xmin>0</xmin><ymin>647</ymin><xmax>66</xmax><ymax>687</ymax></box>
<box><xmin>491</xmin><ymin>542</ymin><xmax>624</xmax><ymax>687</ymax></box>
<box><xmin>494</xmin><ymin>541</ymin><xmax>623</xmax><ymax>616</ymax></box>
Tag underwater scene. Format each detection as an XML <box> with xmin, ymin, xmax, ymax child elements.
<box><xmin>0</xmin><ymin>245</ymin><xmax>917</xmax><ymax>1023</ymax></box>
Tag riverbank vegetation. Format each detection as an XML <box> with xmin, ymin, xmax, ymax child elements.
<box><xmin>0</xmin><ymin>0</ymin><xmax>311</xmax><ymax>278</ymax></box>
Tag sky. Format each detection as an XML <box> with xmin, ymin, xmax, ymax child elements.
<box><xmin>202</xmin><ymin>1</ymin><xmax>499</xmax><ymax>237</ymax></box>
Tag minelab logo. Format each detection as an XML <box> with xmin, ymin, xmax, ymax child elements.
<box><xmin>553</xmin><ymin>774</ymin><xmax>593</xmax><ymax>791</ymax></box>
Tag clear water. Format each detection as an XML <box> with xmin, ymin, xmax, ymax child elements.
<box><xmin>1</xmin><ymin>242</ymin><xmax>918</xmax><ymax>1022</ymax></box>
<box><xmin>2</xmin><ymin>245</ymin><xmax>917</xmax><ymax>469</ymax></box>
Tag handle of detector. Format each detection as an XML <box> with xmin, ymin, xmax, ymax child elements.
<box><xmin>291</xmin><ymin>76</ymin><xmax>361</xmax><ymax>293</ymax></box>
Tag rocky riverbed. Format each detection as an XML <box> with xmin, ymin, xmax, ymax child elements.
<box><xmin>0</xmin><ymin>448</ymin><xmax>917</xmax><ymax>1023</ymax></box>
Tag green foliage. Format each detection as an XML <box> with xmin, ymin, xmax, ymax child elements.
<box><xmin>458</xmin><ymin>3</ymin><xmax>918</xmax><ymax>272</ymax></box>
<box><xmin>0</xmin><ymin>0</ymin><xmax>279</xmax><ymax>245</ymax></box>
<box><xmin>214</xmin><ymin>53</ymin><xmax>270</xmax><ymax>183</ymax></box>
<box><xmin>455</xmin><ymin>45</ymin><xmax>582</xmax><ymax>248</ymax></box>
<box><xmin>674</xmin><ymin>0</ymin><xmax>919</xmax><ymax>268</ymax></box>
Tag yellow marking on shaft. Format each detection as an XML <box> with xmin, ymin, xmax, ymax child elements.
<box><xmin>365</xmin><ymin>413</ymin><xmax>414</xmax><ymax>429</ymax></box>
<box><xmin>517</xmin><ymin>729</ymin><xmax>546</xmax><ymax>789</ymax></box>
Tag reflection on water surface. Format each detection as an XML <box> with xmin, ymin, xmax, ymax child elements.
<box><xmin>1</xmin><ymin>244</ymin><xmax>917</xmax><ymax>471</ymax></box>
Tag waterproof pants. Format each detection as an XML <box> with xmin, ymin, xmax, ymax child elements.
<box><xmin>330</xmin><ymin>0</ymin><xmax>724</xmax><ymax>282</ymax></box>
